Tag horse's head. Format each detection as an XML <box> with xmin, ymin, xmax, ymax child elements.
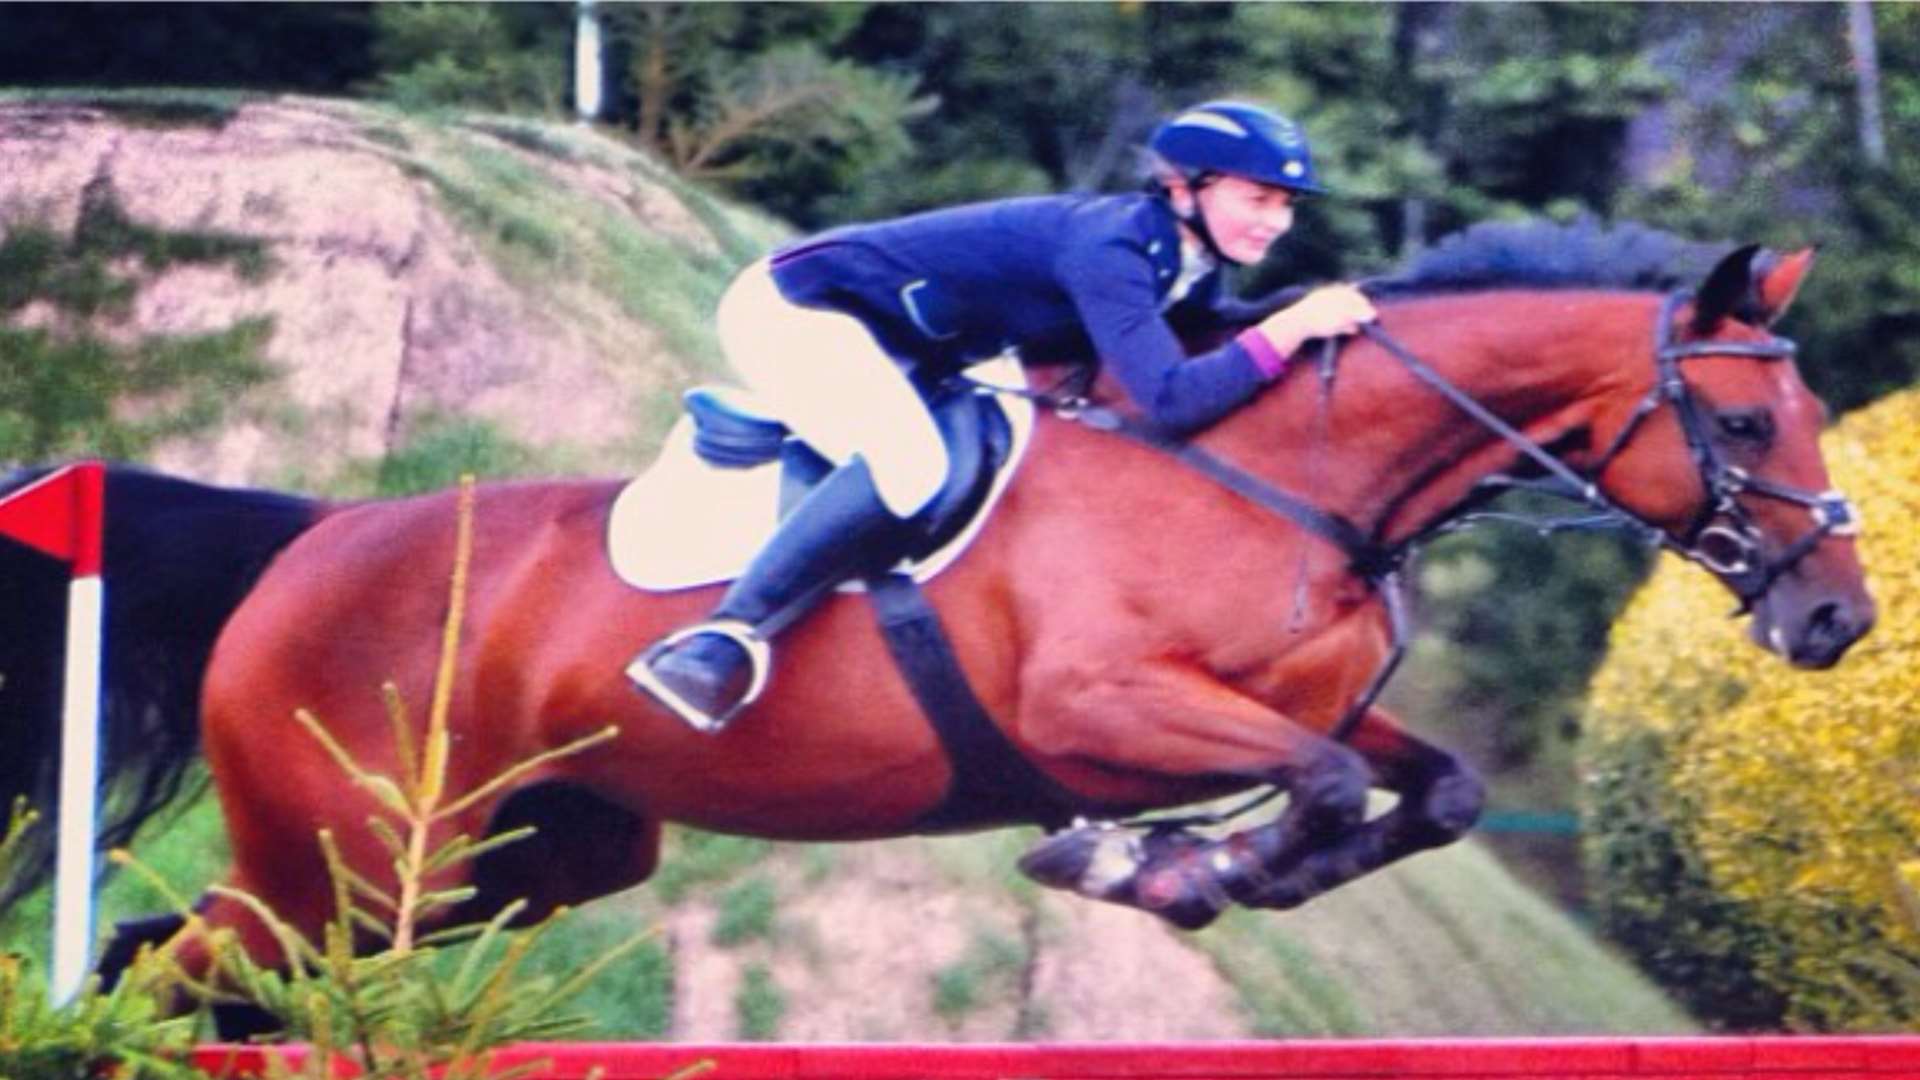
<box><xmin>1590</xmin><ymin>245</ymin><xmax>1874</xmax><ymax>668</ymax></box>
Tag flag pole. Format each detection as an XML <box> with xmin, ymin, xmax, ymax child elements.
<box><xmin>49</xmin><ymin>462</ymin><xmax>105</xmax><ymax>1005</ymax></box>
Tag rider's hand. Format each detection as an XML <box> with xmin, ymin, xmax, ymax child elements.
<box><xmin>1252</xmin><ymin>284</ymin><xmax>1378</xmax><ymax>358</ymax></box>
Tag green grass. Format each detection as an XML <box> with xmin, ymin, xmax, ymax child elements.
<box><xmin>1186</xmin><ymin>839</ymin><xmax>1696</xmax><ymax>1036</ymax></box>
<box><xmin>459</xmin><ymin>117</ymin><xmax>584</xmax><ymax>164</ymax></box>
<box><xmin>733</xmin><ymin>963</ymin><xmax>785</xmax><ymax>1041</ymax></box>
<box><xmin>358</xmin><ymin>108</ymin><xmax>782</xmax><ymax>394</ymax></box>
<box><xmin>0</xmin><ymin>319</ymin><xmax>277</xmax><ymax>460</ymax></box>
<box><xmin>392</xmin><ymin>122</ymin><xmax>748</xmax><ymax>369</ymax></box>
<box><xmin>0</xmin><ymin>87</ymin><xmax>258</xmax><ymax>128</ymax></box>
<box><xmin>647</xmin><ymin>829</ymin><xmax>773</xmax><ymax>906</ymax></box>
<box><xmin>710</xmin><ymin>876</ymin><xmax>779</xmax><ymax>948</ymax></box>
<box><xmin>0</xmin><ymin>788</ymin><xmax>228</xmax><ymax>970</ymax></box>
<box><xmin>469</xmin><ymin>903</ymin><xmax>674</xmax><ymax>1040</ymax></box>
<box><xmin>0</xmin><ymin>183</ymin><xmax>278</xmax><ymax>461</ymax></box>
<box><xmin>930</xmin><ymin>928</ymin><xmax>1027</xmax><ymax>1026</ymax></box>
<box><xmin>356</xmin><ymin>414</ymin><xmax>544</xmax><ymax>497</ymax></box>
<box><xmin>1391</xmin><ymin>842</ymin><xmax>1695</xmax><ymax>1032</ymax></box>
<box><xmin>1196</xmin><ymin>912</ymin><xmax>1369</xmax><ymax>1037</ymax></box>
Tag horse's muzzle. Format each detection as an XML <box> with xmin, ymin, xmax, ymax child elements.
<box><xmin>1753</xmin><ymin>591</ymin><xmax>1876</xmax><ymax>670</ymax></box>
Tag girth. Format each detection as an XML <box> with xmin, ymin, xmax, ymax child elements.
<box><xmin>685</xmin><ymin>382</ymin><xmax>1084</xmax><ymax>828</ymax></box>
<box><xmin>866</xmin><ymin>574</ymin><xmax>1101</xmax><ymax>832</ymax></box>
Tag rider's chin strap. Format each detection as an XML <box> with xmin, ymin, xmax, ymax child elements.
<box><xmin>1153</xmin><ymin>179</ymin><xmax>1241</xmax><ymax>267</ymax></box>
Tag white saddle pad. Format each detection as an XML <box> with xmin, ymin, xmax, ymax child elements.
<box><xmin>608</xmin><ymin>357</ymin><xmax>1036</xmax><ymax>592</ymax></box>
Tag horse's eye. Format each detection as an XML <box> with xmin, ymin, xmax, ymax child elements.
<box><xmin>1715</xmin><ymin>409</ymin><xmax>1774</xmax><ymax>446</ymax></box>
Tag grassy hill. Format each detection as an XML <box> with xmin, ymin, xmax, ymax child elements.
<box><xmin>0</xmin><ymin>93</ymin><xmax>1694</xmax><ymax>1040</ymax></box>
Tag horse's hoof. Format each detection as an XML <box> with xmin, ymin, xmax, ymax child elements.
<box><xmin>1017</xmin><ymin>823</ymin><xmax>1142</xmax><ymax>899</ymax></box>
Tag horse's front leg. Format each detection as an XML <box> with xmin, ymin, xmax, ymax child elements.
<box><xmin>1240</xmin><ymin>706</ymin><xmax>1485</xmax><ymax>912</ymax></box>
<box><xmin>1014</xmin><ymin>661</ymin><xmax>1372</xmax><ymax>929</ymax></box>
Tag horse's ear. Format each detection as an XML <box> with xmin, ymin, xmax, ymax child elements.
<box><xmin>1754</xmin><ymin>247</ymin><xmax>1815</xmax><ymax>327</ymax></box>
<box><xmin>1692</xmin><ymin>244</ymin><xmax>1816</xmax><ymax>333</ymax></box>
<box><xmin>1692</xmin><ymin>243</ymin><xmax>1764</xmax><ymax>334</ymax></box>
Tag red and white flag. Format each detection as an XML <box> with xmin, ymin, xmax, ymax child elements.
<box><xmin>0</xmin><ymin>462</ymin><xmax>105</xmax><ymax>574</ymax></box>
<box><xmin>0</xmin><ymin>461</ymin><xmax>106</xmax><ymax>1004</ymax></box>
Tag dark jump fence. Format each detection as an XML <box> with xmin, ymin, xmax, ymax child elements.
<box><xmin>191</xmin><ymin>1037</ymin><xmax>1920</xmax><ymax>1078</ymax></box>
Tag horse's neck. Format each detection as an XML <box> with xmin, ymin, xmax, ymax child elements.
<box><xmin>1205</xmin><ymin>290</ymin><xmax>1657</xmax><ymax>546</ymax></box>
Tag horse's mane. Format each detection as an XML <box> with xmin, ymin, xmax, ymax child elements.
<box><xmin>1369</xmin><ymin>218</ymin><xmax>1729</xmax><ymax>298</ymax></box>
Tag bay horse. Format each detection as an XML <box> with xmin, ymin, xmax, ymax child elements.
<box><xmin>0</xmin><ymin>222</ymin><xmax>1874</xmax><ymax>1004</ymax></box>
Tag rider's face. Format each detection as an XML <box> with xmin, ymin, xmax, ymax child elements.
<box><xmin>1176</xmin><ymin>175</ymin><xmax>1296</xmax><ymax>265</ymax></box>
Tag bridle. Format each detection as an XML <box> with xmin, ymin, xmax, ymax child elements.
<box><xmin>1572</xmin><ymin>290</ymin><xmax>1859</xmax><ymax>613</ymax></box>
<box><xmin>1013</xmin><ymin>287</ymin><xmax>1859</xmax><ymax>756</ymax></box>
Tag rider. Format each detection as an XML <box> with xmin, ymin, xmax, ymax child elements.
<box><xmin>629</xmin><ymin>100</ymin><xmax>1378</xmax><ymax>732</ymax></box>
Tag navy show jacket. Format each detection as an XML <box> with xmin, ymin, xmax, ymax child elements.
<box><xmin>767</xmin><ymin>192</ymin><xmax>1287</xmax><ymax>434</ymax></box>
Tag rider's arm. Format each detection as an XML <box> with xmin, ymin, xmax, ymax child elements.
<box><xmin>1174</xmin><ymin>275</ymin><xmax>1380</xmax><ymax>369</ymax></box>
<box><xmin>1203</xmin><ymin>282</ymin><xmax>1316</xmax><ymax>327</ymax></box>
<box><xmin>1057</xmin><ymin>237</ymin><xmax>1283</xmax><ymax>434</ymax></box>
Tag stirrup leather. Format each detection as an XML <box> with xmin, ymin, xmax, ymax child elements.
<box><xmin>627</xmin><ymin>619</ymin><xmax>773</xmax><ymax>733</ymax></box>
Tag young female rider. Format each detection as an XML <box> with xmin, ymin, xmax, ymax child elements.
<box><xmin>630</xmin><ymin>100</ymin><xmax>1378</xmax><ymax>732</ymax></box>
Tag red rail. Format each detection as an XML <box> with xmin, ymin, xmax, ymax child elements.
<box><xmin>191</xmin><ymin>1037</ymin><xmax>1920</xmax><ymax>1079</ymax></box>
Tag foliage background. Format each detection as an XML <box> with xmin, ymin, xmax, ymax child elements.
<box><xmin>1583</xmin><ymin>387</ymin><xmax>1920</xmax><ymax>1031</ymax></box>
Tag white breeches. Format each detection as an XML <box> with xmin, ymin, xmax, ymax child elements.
<box><xmin>715</xmin><ymin>259</ymin><xmax>948</xmax><ymax>518</ymax></box>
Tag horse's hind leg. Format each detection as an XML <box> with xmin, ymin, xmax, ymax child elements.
<box><xmin>1242</xmin><ymin>706</ymin><xmax>1485</xmax><ymax>911</ymax></box>
<box><xmin>455</xmin><ymin>782</ymin><xmax>663</xmax><ymax>926</ymax></box>
<box><xmin>115</xmin><ymin>886</ymin><xmax>307</xmax><ymax>1038</ymax></box>
<box><xmin>96</xmin><ymin>911</ymin><xmax>188</xmax><ymax>991</ymax></box>
<box><xmin>100</xmin><ymin>911</ymin><xmax>280</xmax><ymax>1039</ymax></box>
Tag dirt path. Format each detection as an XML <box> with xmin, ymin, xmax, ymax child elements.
<box><xmin>655</xmin><ymin>840</ymin><xmax>1249</xmax><ymax>1042</ymax></box>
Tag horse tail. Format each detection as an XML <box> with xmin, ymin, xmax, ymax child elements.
<box><xmin>0</xmin><ymin>463</ymin><xmax>321</xmax><ymax>909</ymax></box>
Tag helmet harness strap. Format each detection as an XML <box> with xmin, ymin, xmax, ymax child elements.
<box><xmin>1157</xmin><ymin>170</ymin><xmax>1239</xmax><ymax>267</ymax></box>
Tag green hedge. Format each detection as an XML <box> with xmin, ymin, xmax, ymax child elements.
<box><xmin>1580</xmin><ymin>388</ymin><xmax>1920</xmax><ymax>1031</ymax></box>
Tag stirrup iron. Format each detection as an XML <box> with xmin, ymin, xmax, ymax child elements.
<box><xmin>627</xmin><ymin>619</ymin><xmax>773</xmax><ymax>734</ymax></box>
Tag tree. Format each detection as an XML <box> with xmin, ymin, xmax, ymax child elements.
<box><xmin>600</xmin><ymin>4</ymin><xmax>931</xmax><ymax>225</ymax></box>
<box><xmin>367</xmin><ymin>3</ymin><xmax>571</xmax><ymax>115</ymax></box>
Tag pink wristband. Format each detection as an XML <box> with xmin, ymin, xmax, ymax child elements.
<box><xmin>1237</xmin><ymin>327</ymin><xmax>1290</xmax><ymax>380</ymax></box>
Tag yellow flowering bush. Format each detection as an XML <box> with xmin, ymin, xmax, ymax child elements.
<box><xmin>1583</xmin><ymin>387</ymin><xmax>1920</xmax><ymax>1031</ymax></box>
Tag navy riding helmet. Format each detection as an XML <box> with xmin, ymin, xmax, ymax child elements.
<box><xmin>1148</xmin><ymin>100</ymin><xmax>1325</xmax><ymax>196</ymax></box>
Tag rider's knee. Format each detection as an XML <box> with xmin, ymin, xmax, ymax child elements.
<box><xmin>865</xmin><ymin>442</ymin><xmax>950</xmax><ymax>518</ymax></box>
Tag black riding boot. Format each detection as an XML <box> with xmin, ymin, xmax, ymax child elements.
<box><xmin>629</xmin><ymin>457</ymin><xmax>909</xmax><ymax>732</ymax></box>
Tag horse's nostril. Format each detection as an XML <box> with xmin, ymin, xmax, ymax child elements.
<box><xmin>1792</xmin><ymin>599</ymin><xmax>1869</xmax><ymax>669</ymax></box>
<box><xmin>1808</xmin><ymin>601</ymin><xmax>1842</xmax><ymax>636</ymax></box>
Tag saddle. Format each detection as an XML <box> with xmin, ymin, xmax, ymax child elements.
<box><xmin>610</xmin><ymin>361</ymin><xmax>1085</xmax><ymax>830</ymax></box>
<box><xmin>607</xmin><ymin>357</ymin><xmax>1034</xmax><ymax>592</ymax></box>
